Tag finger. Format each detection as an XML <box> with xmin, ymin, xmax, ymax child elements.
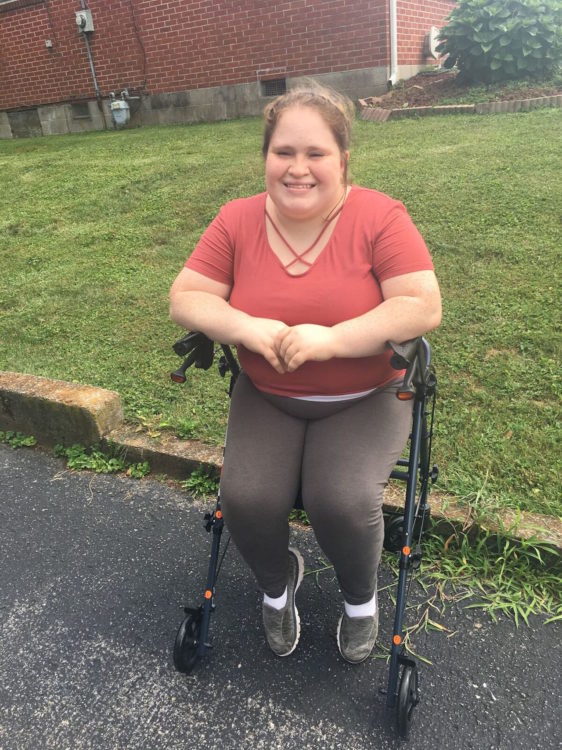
<box><xmin>278</xmin><ymin>338</ymin><xmax>292</xmax><ymax>361</ymax></box>
<box><xmin>275</xmin><ymin>327</ymin><xmax>291</xmax><ymax>351</ymax></box>
<box><xmin>265</xmin><ymin>351</ymin><xmax>287</xmax><ymax>374</ymax></box>
<box><xmin>285</xmin><ymin>353</ymin><xmax>304</xmax><ymax>372</ymax></box>
<box><xmin>280</xmin><ymin>341</ymin><xmax>298</xmax><ymax>366</ymax></box>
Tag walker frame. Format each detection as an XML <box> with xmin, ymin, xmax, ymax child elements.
<box><xmin>170</xmin><ymin>333</ymin><xmax>437</xmax><ymax>740</ymax></box>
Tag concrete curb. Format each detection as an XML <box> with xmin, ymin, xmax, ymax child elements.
<box><xmin>359</xmin><ymin>94</ymin><xmax>562</xmax><ymax>122</ymax></box>
<box><xmin>0</xmin><ymin>371</ymin><xmax>123</xmax><ymax>447</ymax></box>
<box><xmin>1</xmin><ymin>371</ymin><xmax>561</xmax><ymax>552</ymax></box>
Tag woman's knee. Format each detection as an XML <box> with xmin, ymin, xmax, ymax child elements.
<box><xmin>220</xmin><ymin>472</ymin><xmax>294</xmax><ymax>526</ymax></box>
<box><xmin>304</xmin><ymin>481</ymin><xmax>385</xmax><ymax>533</ymax></box>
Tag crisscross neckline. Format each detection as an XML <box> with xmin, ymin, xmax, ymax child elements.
<box><xmin>264</xmin><ymin>203</ymin><xmax>344</xmax><ymax>272</ymax></box>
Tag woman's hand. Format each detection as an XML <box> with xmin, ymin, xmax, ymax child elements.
<box><xmin>239</xmin><ymin>317</ymin><xmax>290</xmax><ymax>374</ymax></box>
<box><xmin>275</xmin><ymin>324</ymin><xmax>337</xmax><ymax>372</ymax></box>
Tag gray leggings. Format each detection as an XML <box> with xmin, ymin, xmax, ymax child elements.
<box><xmin>220</xmin><ymin>372</ymin><xmax>413</xmax><ymax>605</ymax></box>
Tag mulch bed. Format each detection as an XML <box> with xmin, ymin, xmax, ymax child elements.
<box><xmin>361</xmin><ymin>71</ymin><xmax>562</xmax><ymax>109</ymax></box>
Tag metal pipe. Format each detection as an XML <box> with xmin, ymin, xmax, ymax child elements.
<box><xmin>388</xmin><ymin>0</ymin><xmax>398</xmax><ymax>87</ymax></box>
<box><xmin>81</xmin><ymin>30</ymin><xmax>101</xmax><ymax>100</ymax></box>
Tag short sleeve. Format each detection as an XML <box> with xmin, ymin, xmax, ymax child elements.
<box><xmin>185</xmin><ymin>204</ymin><xmax>234</xmax><ymax>286</ymax></box>
<box><xmin>371</xmin><ymin>201</ymin><xmax>434</xmax><ymax>282</ymax></box>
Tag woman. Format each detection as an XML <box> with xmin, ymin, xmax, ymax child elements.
<box><xmin>170</xmin><ymin>83</ymin><xmax>441</xmax><ymax>664</ymax></box>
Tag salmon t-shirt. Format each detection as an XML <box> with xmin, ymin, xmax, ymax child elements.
<box><xmin>185</xmin><ymin>186</ymin><xmax>434</xmax><ymax>397</ymax></box>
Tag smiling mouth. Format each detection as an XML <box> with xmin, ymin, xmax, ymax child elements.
<box><xmin>284</xmin><ymin>183</ymin><xmax>315</xmax><ymax>190</ymax></box>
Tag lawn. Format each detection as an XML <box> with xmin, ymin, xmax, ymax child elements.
<box><xmin>0</xmin><ymin>110</ymin><xmax>560</xmax><ymax>518</ymax></box>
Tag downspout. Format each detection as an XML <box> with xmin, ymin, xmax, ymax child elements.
<box><xmin>388</xmin><ymin>0</ymin><xmax>398</xmax><ymax>87</ymax></box>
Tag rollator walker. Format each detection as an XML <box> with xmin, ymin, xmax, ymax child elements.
<box><xmin>170</xmin><ymin>332</ymin><xmax>437</xmax><ymax>740</ymax></box>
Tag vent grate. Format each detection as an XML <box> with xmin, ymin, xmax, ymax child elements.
<box><xmin>261</xmin><ymin>78</ymin><xmax>287</xmax><ymax>97</ymax></box>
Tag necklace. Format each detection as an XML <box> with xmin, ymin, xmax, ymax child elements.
<box><xmin>265</xmin><ymin>197</ymin><xmax>345</xmax><ymax>271</ymax></box>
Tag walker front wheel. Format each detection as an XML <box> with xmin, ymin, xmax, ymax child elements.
<box><xmin>396</xmin><ymin>664</ymin><xmax>419</xmax><ymax>739</ymax></box>
<box><xmin>173</xmin><ymin>611</ymin><xmax>202</xmax><ymax>674</ymax></box>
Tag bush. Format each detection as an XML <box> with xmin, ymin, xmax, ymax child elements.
<box><xmin>437</xmin><ymin>0</ymin><xmax>562</xmax><ymax>83</ymax></box>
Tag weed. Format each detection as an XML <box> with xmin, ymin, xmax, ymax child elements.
<box><xmin>54</xmin><ymin>443</ymin><xmax>150</xmax><ymax>478</ymax></box>
<box><xmin>176</xmin><ymin>418</ymin><xmax>200</xmax><ymax>440</ymax></box>
<box><xmin>0</xmin><ymin>431</ymin><xmax>37</xmax><ymax>448</ymax></box>
<box><xmin>182</xmin><ymin>465</ymin><xmax>220</xmax><ymax>498</ymax></box>
<box><xmin>126</xmin><ymin>461</ymin><xmax>151</xmax><ymax>479</ymax></box>
<box><xmin>289</xmin><ymin>508</ymin><xmax>310</xmax><ymax>525</ymax></box>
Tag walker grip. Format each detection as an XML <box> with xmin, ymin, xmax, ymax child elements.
<box><xmin>171</xmin><ymin>331</ymin><xmax>214</xmax><ymax>382</ymax></box>
<box><xmin>388</xmin><ymin>338</ymin><xmax>434</xmax><ymax>398</ymax></box>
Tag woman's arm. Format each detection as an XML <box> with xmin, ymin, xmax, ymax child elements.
<box><xmin>276</xmin><ymin>270</ymin><xmax>441</xmax><ymax>372</ymax></box>
<box><xmin>169</xmin><ymin>268</ymin><xmax>289</xmax><ymax>373</ymax></box>
<box><xmin>332</xmin><ymin>269</ymin><xmax>442</xmax><ymax>356</ymax></box>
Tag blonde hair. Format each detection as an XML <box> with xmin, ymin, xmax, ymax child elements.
<box><xmin>262</xmin><ymin>80</ymin><xmax>355</xmax><ymax>180</ymax></box>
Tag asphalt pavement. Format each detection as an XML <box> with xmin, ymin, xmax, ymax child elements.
<box><xmin>1</xmin><ymin>444</ymin><xmax>560</xmax><ymax>750</ymax></box>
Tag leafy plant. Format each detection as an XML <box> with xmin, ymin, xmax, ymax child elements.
<box><xmin>437</xmin><ymin>0</ymin><xmax>562</xmax><ymax>83</ymax></box>
<box><xmin>54</xmin><ymin>442</ymin><xmax>150</xmax><ymax>478</ymax></box>
<box><xmin>176</xmin><ymin>417</ymin><xmax>200</xmax><ymax>440</ymax></box>
<box><xmin>182</xmin><ymin>465</ymin><xmax>220</xmax><ymax>498</ymax></box>
<box><xmin>0</xmin><ymin>430</ymin><xmax>37</xmax><ymax>448</ymax></box>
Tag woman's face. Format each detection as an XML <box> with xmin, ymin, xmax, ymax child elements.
<box><xmin>265</xmin><ymin>105</ymin><xmax>348</xmax><ymax>222</ymax></box>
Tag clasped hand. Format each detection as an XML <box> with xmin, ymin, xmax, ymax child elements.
<box><xmin>243</xmin><ymin>318</ymin><xmax>337</xmax><ymax>374</ymax></box>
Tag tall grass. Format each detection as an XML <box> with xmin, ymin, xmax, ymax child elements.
<box><xmin>0</xmin><ymin>110</ymin><xmax>560</xmax><ymax>516</ymax></box>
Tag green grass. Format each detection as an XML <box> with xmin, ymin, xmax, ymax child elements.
<box><xmin>0</xmin><ymin>110</ymin><xmax>560</xmax><ymax>517</ymax></box>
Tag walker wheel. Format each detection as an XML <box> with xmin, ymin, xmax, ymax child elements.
<box><xmin>396</xmin><ymin>664</ymin><xmax>419</xmax><ymax>739</ymax></box>
<box><xmin>173</xmin><ymin>611</ymin><xmax>202</xmax><ymax>673</ymax></box>
<box><xmin>384</xmin><ymin>515</ymin><xmax>404</xmax><ymax>552</ymax></box>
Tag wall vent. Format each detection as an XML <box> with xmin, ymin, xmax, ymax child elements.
<box><xmin>261</xmin><ymin>78</ymin><xmax>286</xmax><ymax>97</ymax></box>
<box><xmin>71</xmin><ymin>102</ymin><xmax>91</xmax><ymax>120</ymax></box>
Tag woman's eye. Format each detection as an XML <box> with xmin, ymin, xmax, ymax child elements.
<box><xmin>310</xmin><ymin>152</ymin><xmax>324</xmax><ymax>158</ymax></box>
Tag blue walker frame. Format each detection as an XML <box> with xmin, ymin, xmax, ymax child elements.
<box><xmin>170</xmin><ymin>333</ymin><xmax>437</xmax><ymax>740</ymax></box>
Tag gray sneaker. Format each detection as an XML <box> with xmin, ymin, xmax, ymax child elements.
<box><xmin>262</xmin><ymin>547</ymin><xmax>304</xmax><ymax>657</ymax></box>
<box><xmin>337</xmin><ymin>593</ymin><xmax>379</xmax><ymax>664</ymax></box>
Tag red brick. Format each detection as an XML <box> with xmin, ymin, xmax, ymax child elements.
<box><xmin>1</xmin><ymin>0</ymin><xmax>456</xmax><ymax>109</ymax></box>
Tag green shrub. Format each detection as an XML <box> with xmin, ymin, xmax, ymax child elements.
<box><xmin>437</xmin><ymin>0</ymin><xmax>562</xmax><ymax>83</ymax></box>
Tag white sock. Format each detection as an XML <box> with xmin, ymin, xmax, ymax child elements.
<box><xmin>264</xmin><ymin>587</ymin><xmax>288</xmax><ymax>610</ymax></box>
<box><xmin>344</xmin><ymin>589</ymin><xmax>377</xmax><ymax>618</ymax></box>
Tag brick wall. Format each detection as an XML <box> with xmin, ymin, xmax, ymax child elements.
<box><xmin>396</xmin><ymin>0</ymin><xmax>455</xmax><ymax>65</ymax></box>
<box><xmin>0</xmin><ymin>0</ymin><xmax>453</xmax><ymax>112</ymax></box>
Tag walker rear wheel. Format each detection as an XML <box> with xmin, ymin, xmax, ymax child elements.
<box><xmin>396</xmin><ymin>664</ymin><xmax>419</xmax><ymax>739</ymax></box>
<box><xmin>173</xmin><ymin>611</ymin><xmax>202</xmax><ymax>674</ymax></box>
<box><xmin>384</xmin><ymin>515</ymin><xmax>404</xmax><ymax>552</ymax></box>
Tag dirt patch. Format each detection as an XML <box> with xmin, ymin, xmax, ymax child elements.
<box><xmin>361</xmin><ymin>71</ymin><xmax>562</xmax><ymax>109</ymax></box>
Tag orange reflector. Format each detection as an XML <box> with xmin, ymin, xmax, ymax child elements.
<box><xmin>393</xmin><ymin>635</ymin><xmax>402</xmax><ymax>645</ymax></box>
<box><xmin>403</xmin><ymin>546</ymin><xmax>411</xmax><ymax>556</ymax></box>
<box><xmin>216</xmin><ymin>510</ymin><xmax>223</xmax><ymax>519</ymax></box>
<box><xmin>397</xmin><ymin>391</ymin><xmax>414</xmax><ymax>401</ymax></box>
<box><xmin>204</xmin><ymin>590</ymin><xmax>212</xmax><ymax>599</ymax></box>
<box><xmin>170</xmin><ymin>374</ymin><xmax>186</xmax><ymax>383</ymax></box>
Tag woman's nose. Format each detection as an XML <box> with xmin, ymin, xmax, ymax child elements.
<box><xmin>287</xmin><ymin>155</ymin><xmax>309</xmax><ymax>176</ymax></box>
